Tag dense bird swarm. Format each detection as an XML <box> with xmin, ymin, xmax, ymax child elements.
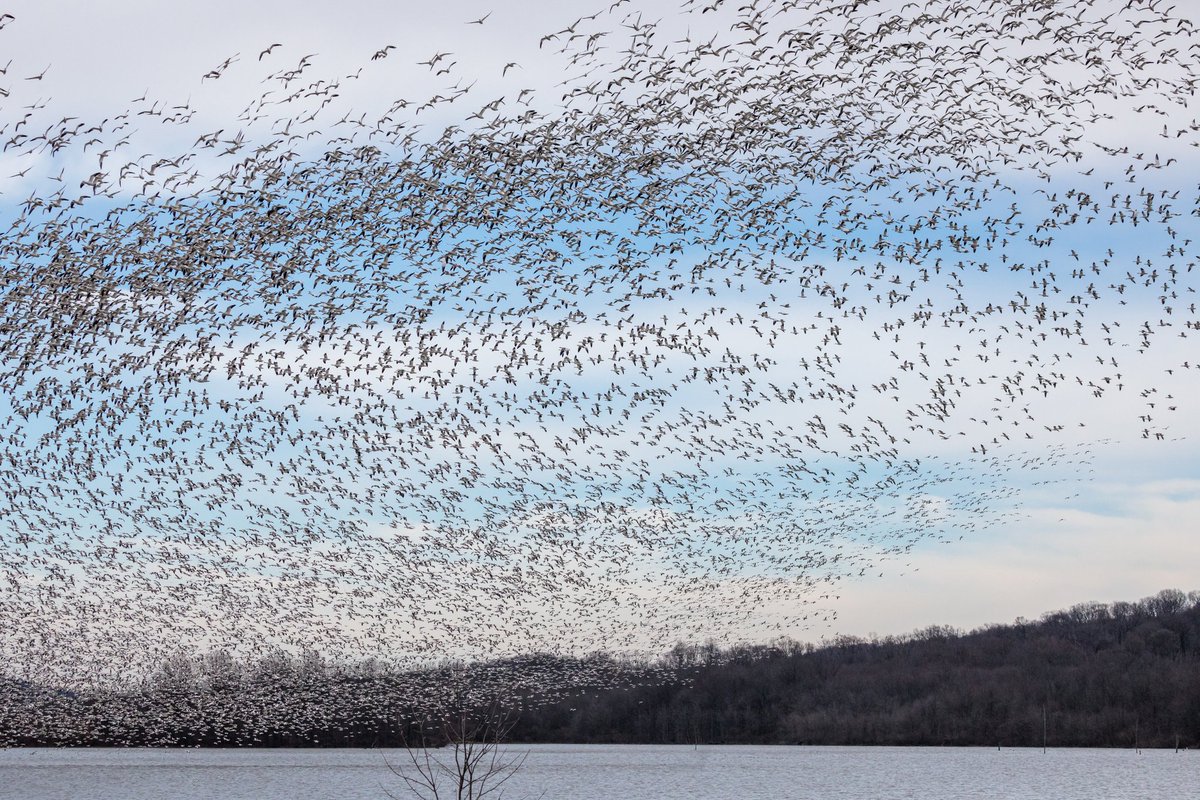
<box><xmin>0</xmin><ymin>0</ymin><xmax>1197</xmax><ymax>743</ymax></box>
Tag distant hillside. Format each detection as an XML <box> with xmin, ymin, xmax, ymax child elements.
<box><xmin>509</xmin><ymin>588</ymin><xmax>1200</xmax><ymax>748</ymax></box>
<box><xmin>3</xmin><ymin>589</ymin><xmax>1197</xmax><ymax>747</ymax></box>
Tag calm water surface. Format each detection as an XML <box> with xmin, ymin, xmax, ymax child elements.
<box><xmin>0</xmin><ymin>744</ymin><xmax>1192</xmax><ymax>799</ymax></box>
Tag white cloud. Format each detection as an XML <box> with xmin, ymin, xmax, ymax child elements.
<box><xmin>824</xmin><ymin>474</ymin><xmax>1200</xmax><ymax>638</ymax></box>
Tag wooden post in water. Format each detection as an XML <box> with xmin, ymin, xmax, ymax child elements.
<box><xmin>1042</xmin><ymin>704</ymin><xmax>1046</xmax><ymax>754</ymax></box>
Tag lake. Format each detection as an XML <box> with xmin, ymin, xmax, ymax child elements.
<box><xmin>0</xmin><ymin>744</ymin><xmax>1192</xmax><ymax>799</ymax></box>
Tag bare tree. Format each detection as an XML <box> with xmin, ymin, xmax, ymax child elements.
<box><xmin>385</xmin><ymin>701</ymin><xmax>539</xmax><ymax>800</ymax></box>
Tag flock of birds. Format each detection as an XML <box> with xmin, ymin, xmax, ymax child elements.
<box><xmin>0</xmin><ymin>0</ymin><xmax>1197</xmax><ymax>744</ymax></box>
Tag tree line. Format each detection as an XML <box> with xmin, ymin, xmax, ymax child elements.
<box><xmin>3</xmin><ymin>588</ymin><xmax>1198</xmax><ymax>747</ymax></box>
<box><xmin>510</xmin><ymin>588</ymin><xmax>1200</xmax><ymax>748</ymax></box>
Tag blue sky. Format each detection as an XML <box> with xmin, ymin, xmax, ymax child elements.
<box><xmin>1</xmin><ymin>0</ymin><xmax>1198</xmax><ymax>679</ymax></box>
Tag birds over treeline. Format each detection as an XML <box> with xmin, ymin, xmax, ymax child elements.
<box><xmin>3</xmin><ymin>587</ymin><xmax>1197</xmax><ymax>747</ymax></box>
<box><xmin>0</xmin><ymin>0</ymin><xmax>1196</xmax><ymax>725</ymax></box>
<box><xmin>0</xmin><ymin>648</ymin><xmax>686</xmax><ymax>747</ymax></box>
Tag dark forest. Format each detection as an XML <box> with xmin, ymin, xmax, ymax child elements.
<box><xmin>510</xmin><ymin>588</ymin><xmax>1200</xmax><ymax>748</ymax></box>
<box><xmin>4</xmin><ymin>589</ymin><xmax>1198</xmax><ymax>748</ymax></box>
